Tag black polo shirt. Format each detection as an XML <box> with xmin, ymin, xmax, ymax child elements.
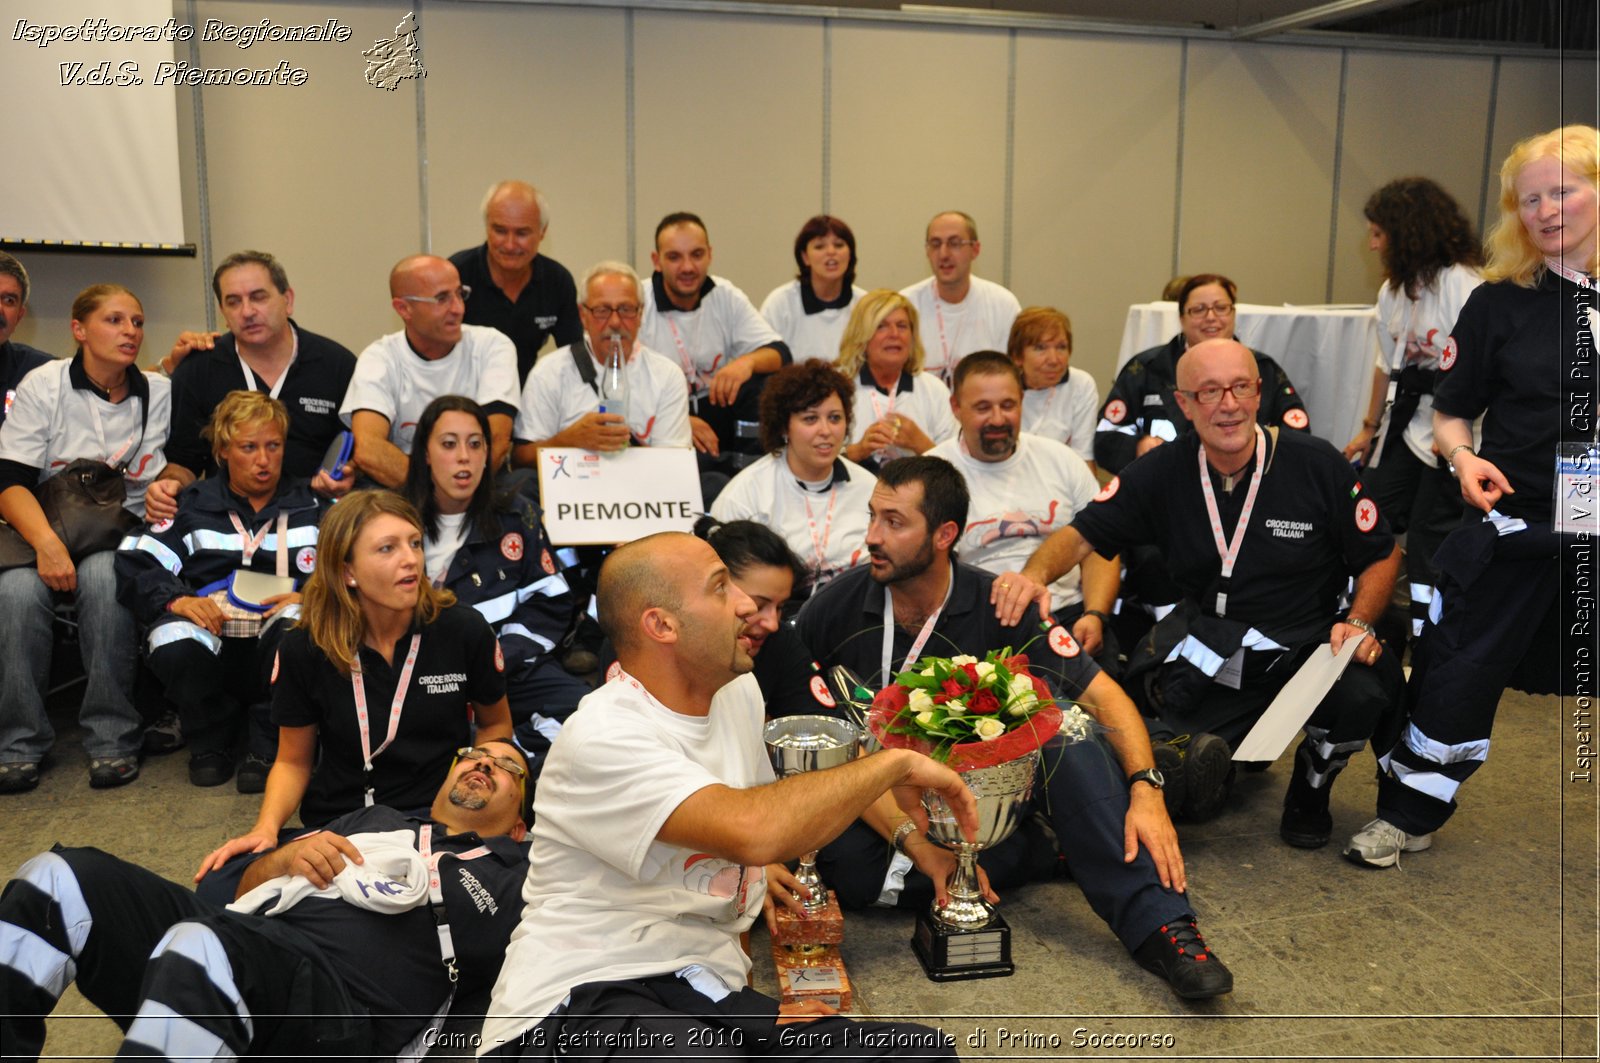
<box><xmin>449</xmin><ymin>244</ymin><xmax>583</xmax><ymax>383</ymax></box>
<box><xmin>1072</xmin><ymin>429</ymin><xmax>1395</xmax><ymax>646</ymax></box>
<box><xmin>272</xmin><ymin>601</ymin><xmax>508</xmax><ymax>828</ymax></box>
<box><xmin>794</xmin><ymin>561</ymin><xmax>1101</xmax><ymax>705</ymax></box>
<box><xmin>167</xmin><ymin>322</ymin><xmax>356</xmax><ymax>480</ymax></box>
<box><xmin>1434</xmin><ymin>272</ymin><xmax>1592</xmax><ymax>525</ymax></box>
<box><xmin>0</xmin><ymin>340</ymin><xmax>51</xmax><ymax>429</ymax></box>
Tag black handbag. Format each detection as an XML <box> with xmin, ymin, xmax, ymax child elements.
<box><xmin>0</xmin><ymin>394</ymin><xmax>149</xmax><ymax>571</ymax></box>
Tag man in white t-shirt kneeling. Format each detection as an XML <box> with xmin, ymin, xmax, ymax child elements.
<box><xmin>480</xmin><ymin>532</ymin><xmax>970</xmax><ymax>1060</ymax></box>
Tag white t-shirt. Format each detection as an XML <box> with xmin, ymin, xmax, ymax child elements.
<box><xmin>638</xmin><ymin>275</ymin><xmax>783</xmax><ymax>399</ymax></box>
<box><xmin>1372</xmin><ymin>263</ymin><xmax>1483</xmax><ymax>465</ymax></box>
<box><xmin>483</xmin><ymin>672</ymin><xmax>774</xmax><ymax>1043</ymax></box>
<box><xmin>1020</xmin><ymin>367</ymin><xmax>1100</xmax><ymax>464</ymax></box>
<box><xmin>759</xmin><ymin>280</ymin><xmax>868</xmax><ymax>364</ymax></box>
<box><xmin>898</xmin><ymin>276</ymin><xmax>1021</xmax><ymax>381</ymax></box>
<box><xmin>340</xmin><ymin>324</ymin><xmax>520</xmax><ymax>454</ymax></box>
<box><xmin>929</xmin><ymin>432</ymin><xmax>1099</xmax><ymax>609</ymax></box>
<box><xmin>425</xmin><ymin>511</ymin><xmax>469</xmax><ymax>585</ymax></box>
<box><xmin>848</xmin><ymin>369</ymin><xmax>958</xmax><ymax>461</ymax></box>
<box><xmin>514</xmin><ymin>340</ymin><xmax>692</xmax><ymax>448</ymax></box>
<box><xmin>711</xmin><ymin>451</ymin><xmax>876</xmax><ymax>586</ymax></box>
<box><xmin>0</xmin><ymin>359</ymin><xmax>170</xmax><ymax>518</ymax></box>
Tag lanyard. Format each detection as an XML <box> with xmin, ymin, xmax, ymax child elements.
<box><xmin>664</xmin><ymin>315</ymin><xmax>720</xmax><ymax>402</ymax></box>
<box><xmin>930</xmin><ymin>296</ymin><xmax>962</xmax><ymax>384</ymax></box>
<box><xmin>352</xmin><ymin>633</ymin><xmax>422</xmax><ymax>806</ymax></box>
<box><xmin>880</xmin><ymin>576</ymin><xmax>954</xmax><ymax>687</ymax></box>
<box><xmin>88</xmin><ymin>393</ymin><xmax>144</xmax><ymax>470</ymax></box>
<box><xmin>237</xmin><ymin>331</ymin><xmax>299</xmax><ymax>400</ymax></box>
<box><xmin>1548</xmin><ymin>259</ymin><xmax>1596</xmax><ymax>290</ymax></box>
<box><xmin>418</xmin><ymin>823</ymin><xmax>490</xmax><ymax>983</ymax></box>
<box><xmin>791</xmin><ymin>464</ymin><xmax>838</xmax><ymax>577</ymax></box>
<box><xmin>1197</xmin><ymin>426</ymin><xmax>1266</xmax><ymax>618</ymax></box>
<box><xmin>228</xmin><ymin>510</ymin><xmax>290</xmax><ymax>575</ymax></box>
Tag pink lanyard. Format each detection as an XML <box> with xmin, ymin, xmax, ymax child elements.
<box><xmin>664</xmin><ymin>316</ymin><xmax>722</xmax><ymax>396</ymax></box>
<box><xmin>931</xmin><ymin>297</ymin><xmax>961</xmax><ymax>383</ymax></box>
<box><xmin>352</xmin><ymin>633</ymin><xmax>422</xmax><ymax>806</ymax></box>
<box><xmin>228</xmin><ymin>510</ymin><xmax>289</xmax><ymax>575</ymax></box>
<box><xmin>418</xmin><ymin>824</ymin><xmax>490</xmax><ymax>982</ymax></box>
<box><xmin>799</xmin><ymin>479</ymin><xmax>838</xmax><ymax>576</ymax></box>
<box><xmin>1548</xmin><ymin>259</ymin><xmax>1596</xmax><ymax>290</ymax></box>
<box><xmin>1196</xmin><ymin>426</ymin><xmax>1266</xmax><ymax>618</ymax></box>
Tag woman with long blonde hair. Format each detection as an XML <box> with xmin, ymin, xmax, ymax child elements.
<box><xmin>835</xmin><ymin>289</ymin><xmax>957</xmax><ymax>468</ymax></box>
<box><xmin>198</xmin><ymin>489</ymin><xmax>512</xmax><ymax>877</ymax></box>
<box><xmin>1348</xmin><ymin>125</ymin><xmax>1599</xmax><ymax>869</ymax></box>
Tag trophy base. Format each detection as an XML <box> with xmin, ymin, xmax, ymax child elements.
<box><xmin>769</xmin><ymin>890</ymin><xmax>845</xmax><ymax>947</ymax></box>
<box><xmin>911</xmin><ymin>908</ymin><xmax>1014</xmax><ymax>981</ymax></box>
<box><xmin>770</xmin><ymin>941</ymin><xmax>853</xmax><ymax>1011</ymax></box>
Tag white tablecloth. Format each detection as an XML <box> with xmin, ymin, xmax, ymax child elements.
<box><xmin>1117</xmin><ymin>302</ymin><xmax>1381</xmax><ymax>447</ymax></box>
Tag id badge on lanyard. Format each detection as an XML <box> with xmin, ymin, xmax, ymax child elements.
<box><xmin>1555</xmin><ymin>443</ymin><xmax>1600</xmax><ymax>537</ymax></box>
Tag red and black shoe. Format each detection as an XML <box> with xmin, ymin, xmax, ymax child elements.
<box><xmin>1133</xmin><ymin>917</ymin><xmax>1234</xmax><ymax>1000</ymax></box>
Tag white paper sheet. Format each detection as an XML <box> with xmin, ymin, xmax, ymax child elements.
<box><xmin>1233</xmin><ymin>634</ymin><xmax>1368</xmax><ymax>761</ymax></box>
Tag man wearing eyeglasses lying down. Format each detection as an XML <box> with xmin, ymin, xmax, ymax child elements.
<box><xmin>0</xmin><ymin>740</ymin><xmax>530</xmax><ymax>1062</ymax></box>
<box><xmin>996</xmin><ymin>340</ymin><xmax>1403</xmax><ymax>852</ymax></box>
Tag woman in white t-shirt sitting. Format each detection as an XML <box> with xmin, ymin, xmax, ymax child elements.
<box><xmin>835</xmin><ymin>289</ymin><xmax>957</xmax><ymax>471</ymax></box>
<box><xmin>759</xmin><ymin>215</ymin><xmax>869</xmax><ymax>364</ymax></box>
<box><xmin>0</xmin><ymin>284</ymin><xmax>172</xmax><ymax>793</ymax></box>
<box><xmin>1007</xmin><ymin>306</ymin><xmax>1100</xmax><ymax>474</ymax></box>
<box><xmin>710</xmin><ymin>361</ymin><xmax>875</xmax><ymax>594</ymax></box>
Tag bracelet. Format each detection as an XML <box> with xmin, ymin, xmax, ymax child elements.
<box><xmin>891</xmin><ymin>819</ymin><xmax>919</xmax><ymax>852</ymax></box>
<box><xmin>1084</xmin><ymin>609</ymin><xmax>1112</xmax><ymax>625</ymax></box>
<box><xmin>1344</xmin><ymin>616</ymin><xmax>1376</xmax><ymax>636</ymax></box>
<box><xmin>1445</xmin><ymin>444</ymin><xmax>1473</xmax><ymax>463</ymax></box>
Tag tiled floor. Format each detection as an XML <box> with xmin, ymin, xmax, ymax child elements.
<box><xmin>4</xmin><ymin>688</ymin><xmax>1594</xmax><ymax>1060</ymax></box>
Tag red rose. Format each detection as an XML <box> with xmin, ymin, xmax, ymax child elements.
<box><xmin>970</xmin><ymin>689</ymin><xmax>1001</xmax><ymax>715</ymax></box>
<box><xmin>961</xmin><ymin>663</ymin><xmax>981</xmax><ymax>685</ymax></box>
<box><xmin>932</xmin><ymin>693</ymin><xmax>951</xmax><ymax>705</ymax></box>
<box><xmin>1003</xmin><ymin>653</ymin><xmax>1030</xmax><ymax>674</ymax></box>
<box><xmin>941</xmin><ymin>676</ymin><xmax>968</xmax><ymax>698</ymax></box>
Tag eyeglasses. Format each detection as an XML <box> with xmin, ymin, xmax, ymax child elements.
<box><xmin>1177</xmin><ymin>380</ymin><xmax>1261</xmax><ymax>405</ymax></box>
<box><xmin>1183</xmin><ymin>302</ymin><xmax>1234</xmax><ymax>319</ymax></box>
<box><xmin>925</xmin><ymin>238</ymin><xmax>974</xmax><ymax>253</ymax></box>
<box><xmin>454</xmin><ymin>745</ymin><xmax>527</xmax><ymax>779</ymax></box>
<box><xmin>582</xmin><ymin>303</ymin><xmax>642</xmax><ymax>321</ymax></box>
<box><xmin>400</xmin><ymin>285</ymin><xmax>472</xmax><ymax>307</ymax></box>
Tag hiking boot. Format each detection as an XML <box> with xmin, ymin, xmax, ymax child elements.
<box><xmin>141</xmin><ymin>710</ymin><xmax>185</xmax><ymax>756</ymax></box>
<box><xmin>1343</xmin><ymin>817</ymin><xmax>1432</xmax><ymax>869</ymax></box>
<box><xmin>1176</xmin><ymin>732</ymin><xmax>1233</xmax><ymax>821</ymax></box>
<box><xmin>89</xmin><ymin>757</ymin><xmax>140</xmax><ymax>789</ymax></box>
<box><xmin>188</xmin><ymin>751</ymin><xmax>232</xmax><ymax>788</ymax></box>
<box><xmin>236</xmin><ymin>753</ymin><xmax>272</xmax><ymax>794</ymax></box>
<box><xmin>1133</xmin><ymin>917</ymin><xmax>1234</xmax><ymax>1000</ymax></box>
<box><xmin>0</xmin><ymin>762</ymin><xmax>40</xmax><ymax>794</ymax></box>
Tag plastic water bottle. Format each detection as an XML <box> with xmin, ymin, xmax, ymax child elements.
<box><xmin>598</xmin><ymin>331</ymin><xmax>628</xmax><ymax>425</ymax></box>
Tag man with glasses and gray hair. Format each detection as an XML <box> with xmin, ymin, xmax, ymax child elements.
<box><xmin>450</xmin><ymin>180</ymin><xmax>583</xmax><ymax>382</ymax></box>
<box><xmin>512</xmin><ymin>261</ymin><xmax>691</xmax><ymax>458</ymax></box>
<box><xmin>340</xmin><ymin>254</ymin><xmax>520</xmax><ymax>487</ymax></box>
<box><xmin>998</xmin><ymin>339</ymin><xmax>1402</xmax><ymax>854</ymax></box>
<box><xmin>0</xmin><ymin>253</ymin><xmax>51</xmax><ymax>431</ymax></box>
<box><xmin>899</xmin><ymin>211</ymin><xmax>1021</xmax><ymax>384</ymax></box>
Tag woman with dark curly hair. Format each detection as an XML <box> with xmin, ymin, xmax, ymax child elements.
<box><xmin>710</xmin><ymin>360</ymin><xmax>876</xmax><ymax>591</ymax></box>
<box><xmin>1342</xmin><ymin>177</ymin><xmax>1483</xmax><ymax>638</ymax></box>
<box><xmin>760</xmin><ymin>215</ymin><xmax>868</xmax><ymax>363</ymax></box>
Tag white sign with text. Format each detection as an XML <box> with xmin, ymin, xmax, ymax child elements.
<box><xmin>536</xmin><ymin>447</ymin><xmax>703</xmax><ymax>545</ymax></box>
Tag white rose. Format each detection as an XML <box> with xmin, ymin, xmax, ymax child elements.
<box><xmin>1008</xmin><ymin>673</ymin><xmax>1034</xmax><ymax>697</ymax></box>
<box><xmin>975</xmin><ymin>661</ymin><xmax>996</xmax><ymax>682</ymax></box>
<box><xmin>945</xmin><ymin>701</ymin><xmax>968</xmax><ymax>717</ymax></box>
<box><xmin>908</xmin><ymin>688</ymin><xmax>935</xmax><ymax>714</ymax></box>
<box><xmin>974</xmin><ymin>717</ymin><xmax>1007</xmax><ymax>741</ymax></box>
<box><xmin>950</xmin><ymin>655</ymin><xmax>978</xmax><ymax>666</ymax></box>
<box><xmin>1007</xmin><ymin>691</ymin><xmax>1038</xmax><ymax>717</ymax></box>
<box><xmin>916</xmin><ymin>710</ymin><xmax>936</xmax><ymax>727</ymax></box>
<box><xmin>919</xmin><ymin>664</ymin><xmax>938</xmax><ymax>677</ymax></box>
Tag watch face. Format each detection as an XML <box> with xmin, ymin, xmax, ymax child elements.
<box><xmin>1133</xmin><ymin>768</ymin><xmax>1165</xmax><ymax>790</ymax></box>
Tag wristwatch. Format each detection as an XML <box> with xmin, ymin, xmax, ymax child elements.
<box><xmin>1128</xmin><ymin>768</ymin><xmax>1165</xmax><ymax>792</ymax></box>
<box><xmin>891</xmin><ymin>819</ymin><xmax>920</xmax><ymax>852</ymax></box>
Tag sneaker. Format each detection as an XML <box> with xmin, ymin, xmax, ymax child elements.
<box><xmin>0</xmin><ymin>762</ymin><xmax>40</xmax><ymax>794</ymax></box>
<box><xmin>188</xmin><ymin>751</ymin><xmax>233</xmax><ymax>788</ymax></box>
<box><xmin>236</xmin><ymin>753</ymin><xmax>271</xmax><ymax>794</ymax></box>
<box><xmin>141</xmin><ymin>710</ymin><xmax>185</xmax><ymax>756</ymax></box>
<box><xmin>88</xmin><ymin>757</ymin><xmax>140</xmax><ymax>789</ymax></box>
<box><xmin>1343</xmin><ymin>817</ymin><xmax>1433</xmax><ymax>869</ymax></box>
<box><xmin>1133</xmin><ymin>917</ymin><xmax>1234</xmax><ymax>1000</ymax></box>
<box><xmin>1150</xmin><ymin>741</ymin><xmax>1186</xmax><ymax>821</ymax></box>
<box><xmin>1177</xmin><ymin>732</ymin><xmax>1233</xmax><ymax>821</ymax></box>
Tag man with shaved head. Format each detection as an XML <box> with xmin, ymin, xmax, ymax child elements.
<box><xmin>339</xmin><ymin>254</ymin><xmax>520</xmax><ymax>486</ymax></box>
<box><xmin>1000</xmin><ymin>340</ymin><xmax>1402</xmax><ymax>851</ymax></box>
<box><xmin>450</xmin><ymin>180</ymin><xmax>582</xmax><ymax>381</ymax></box>
<box><xmin>484</xmin><ymin>532</ymin><xmax>969</xmax><ymax>1059</ymax></box>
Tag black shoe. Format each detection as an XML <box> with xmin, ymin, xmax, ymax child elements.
<box><xmin>89</xmin><ymin>756</ymin><xmax>140</xmax><ymax>789</ymax></box>
<box><xmin>0</xmin><ymin>762</ymin><xmax>40</xmax><ymax>794</ymax></box>
<box><xmin>1133</xmin><ymin>917</ymin><xmax>1234</xmax><ymax>1000</ymax></box>
<box><xmin>1279</xmin><ymin>745</ymin><xmax>1334</xmax><ymax>848</ymax></box>
<box><xmin>188</xmin><ymin>751</ymin><xmax>233</xmax><ymax>788</ymax></box>
<box><xmin>141</xmin><ymin>710</ymin><xmax>185</xmax><ymax>756</ymax></box>
<box><xmin>1178</xmin><ymin>733</ymin><xmax>1233</xmax><ymax>821</ymax></box>
<box><xmin>236</xmin><ymin>753</ymin><xmax>271</xmax><ymax>794</ymax></box>
<box><xmin>1150</xmin><ymin>741</ymin><xmax>1185</xmax><ymax>820</ymax></box>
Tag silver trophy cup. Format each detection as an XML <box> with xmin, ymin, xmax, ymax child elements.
<box><xmin>914</xmin><ymin>750</ymin><xmax>1040</xmax><ymax>980</ymax></box>
<box><xmin>763</xmin><ymin>715</ymin><xmax>860</xmax><ymax>915</ymax></box>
